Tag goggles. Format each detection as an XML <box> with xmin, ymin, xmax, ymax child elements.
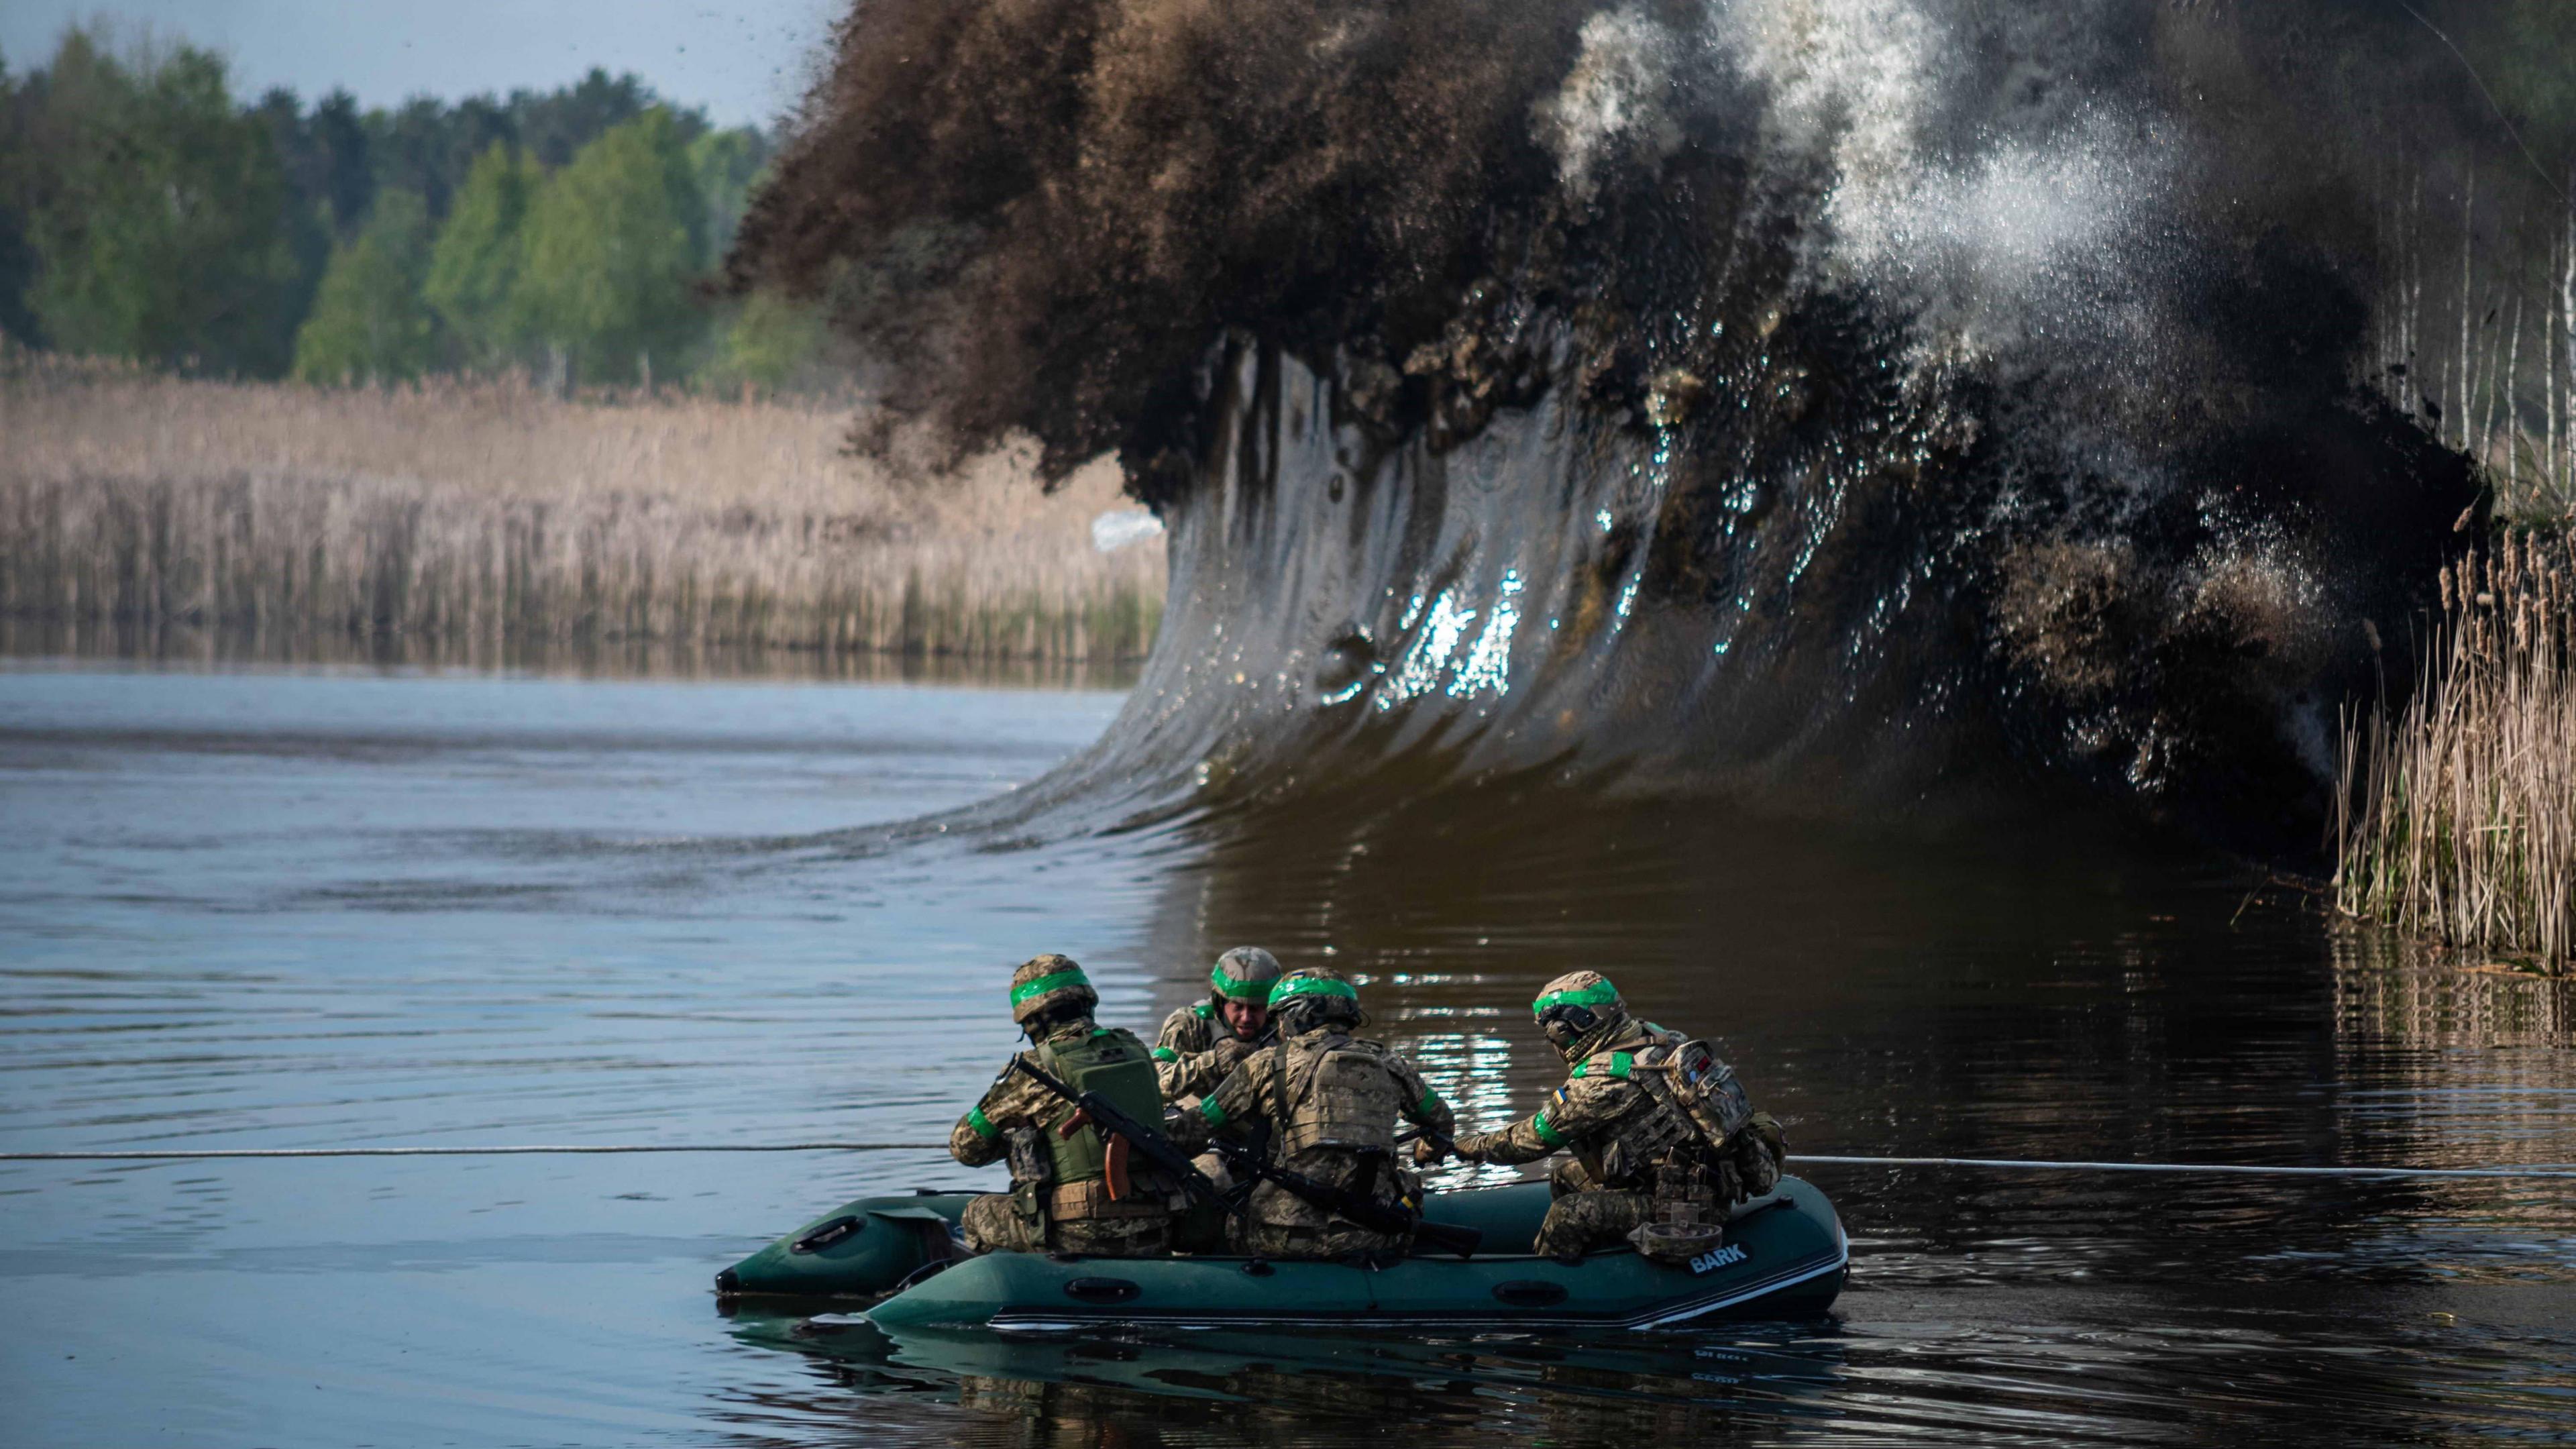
<box><xmin>1538</xmin><ymin>1002</ymin><xmax>1600</xmax><ymax>1049</ymax></box>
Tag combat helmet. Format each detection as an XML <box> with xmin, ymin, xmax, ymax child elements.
<box><xmin>1008</xmin><ymin>953</ymin><xmax>1098</xmax><ymax>1031</ymax></box>
<box><xmin>1208</xmin><ymin>946</ymin><xmax>1283</xmax><ymax>1008</ymax></box>
<box><xmin>1267</xmin><ymin>965</ymin><xmax>1365</xmax><ymax>1035</ymax></box>
<box><xmin>1531</xmin><ymin>970</ymin><xmax>1628</xmax><ymax>1063</ymax></box>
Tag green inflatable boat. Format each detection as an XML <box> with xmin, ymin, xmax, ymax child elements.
<box><xmin>716</xmin><ymin>1176</ymin><xmax>1846</xmax><ymax>1332</ymax></box>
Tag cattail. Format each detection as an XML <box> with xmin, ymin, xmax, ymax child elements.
<box><xmin>2339</xmin><ymin>538</ymin><xmax>2574</xmax><ymax>972</ymax></box>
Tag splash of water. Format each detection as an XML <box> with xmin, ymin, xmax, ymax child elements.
<box><xmin>739</xmin><ymin>0</ymin><xmax>2527</xmax><ymax>848</ymax></box>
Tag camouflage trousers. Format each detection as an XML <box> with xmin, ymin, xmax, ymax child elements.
<box><xmin>1531</xmin><ymin>1189</ymin><xmax>1654</xmax><ymax>1260</ymax></box>
<box><xmin>1236</xmin><ymin>1216</ymin><xmax>1405</xmax><ymax>1260</ymax></box>
<box><xmin>959</xmin><ymin>1193</ymin><xmax>1172</xmax><ymax>1257</ymax></box>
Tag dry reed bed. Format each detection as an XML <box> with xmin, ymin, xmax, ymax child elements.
<box><xmin>0</xmin><ymin>370</ymin><xmax>1165</xmax><ymax>660</ymax></box>
<box><xmin>2336</xmin><ymin>531</ymin><xmax>2575</xmax><ymax>971</ymax></box>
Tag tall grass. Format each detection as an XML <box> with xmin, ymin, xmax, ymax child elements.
<box><xmin>2336</xmin><ymin>531</ymin><xmax>2575</xmax><ymax>972</ymax></box>
<box><xmin>0</xmin><ymin>360</ymin><xmax>1165</xmax><ymax>663</ymax></box>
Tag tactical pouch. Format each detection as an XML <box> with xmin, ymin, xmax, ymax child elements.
<box><xmin>1628</xmin><ymin>1158</ymin><xmax>1725</xmax><ymax>1265</ymax></box>
<box><xmin>1006</xmin><ymin>1127</ymin><xmax>1051</xmax><ymax>1224</ymax></box>
<box><xmin>1633</xmin><ymin>1040</ymin><xmax>1754</xmax><ymax>1146</ymax></box>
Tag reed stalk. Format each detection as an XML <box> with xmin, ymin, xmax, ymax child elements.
<box><xmin>0</xmin><ymin>360</ymin><xmax>1165</xmax><ymax>664</ymax></box>
<box><xmin>2335</xmin><ymin>530</ymin><xmax>2576</xmax><ymax>972</ymax></box>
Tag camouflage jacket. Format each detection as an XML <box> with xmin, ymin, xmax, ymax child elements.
<box><xmin>1170</xmin><ymin>1028</ymin><xmax>1455</xmax><ymax>1230</ymax></box>
<box><xmin>1454</xmin><ymin>1024</ymin><xmax>1705</xmax><ymax>1188</ymax></box>
<box><xmin>1151</xmin><ymin>1002</ymin><xmax>1277</xmax><ymax>1101</ymax></box>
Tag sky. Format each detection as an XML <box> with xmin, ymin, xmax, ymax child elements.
<box><xmin>0</xmin><ymin>1</ymin><xmax>843</xmax><ymax>128</ymax></box>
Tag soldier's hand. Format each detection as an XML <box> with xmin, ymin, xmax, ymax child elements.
<box><xmin>1449</xmin><ymin>1132</ymin><xmax>1492</xmax><ymax>1164</ymax></box>
<box><xmin>1410</xmin><ymin>1137</ymin><xmax>1446</xmax><ymax>1168</ymax></box>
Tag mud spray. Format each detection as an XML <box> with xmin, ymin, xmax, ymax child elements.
<box><xmin>735</xmin><ymin>0</ymin><xmax>2561</xmax><ymax>854</ymax></box>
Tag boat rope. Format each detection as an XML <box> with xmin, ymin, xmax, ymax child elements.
<box><xmin>0</xmin><ymin>1142</ymin><xmax>948</xmax><ymax>1160</ymax></box>
<box><xmin>3</xmin><ymin>1144</ymin><xmax>2573</xmax><ymax>1177</ymax></box>
<box><xmin>1796</xmin><ymin>1155</ymin><xmax>2576</xmax><ymax>1179</ymax></box>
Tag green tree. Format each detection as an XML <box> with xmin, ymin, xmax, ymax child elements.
<box><xmin>15</xmin><ymin>30</ymin><xmax>299</xmax><ymax>374</ymax></box>
<box><xmin>0</xmin><ymin>50</ymin><xmax>41</xmax><ymax>344</ymax></box>
<box><xmin>2467</xmin><ymin>1</ymin><xmax>2576</xmax><ymax>172</ymax></box>
<box><xmin>687</xmin><ymin>126</ymin><xmax>769</xmax><ymax>264</ymax></box>
<box><xmin>291</xmin><ymin>190</ymin><xmax>437</xmax><ymax>383</ymax></box>
<box><xmin>512</xmin><ymin>108</ymin><xmax>708</xmax><ymax>384</ymax></box>
<box><xmin>703</xmin><ymin>287</ymin><xmax>828</xmax><ymax>393</ymax></box>
<box><xmin>423</xmin><ymin>142</ymin><xmax>539</xmax><ymax>368</ymax></box>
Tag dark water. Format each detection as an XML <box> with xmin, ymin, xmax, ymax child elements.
<box><xmin>3</xmin><ymin>660</ymin><xmax>2571</xmax><ymax>1448</ymax></box>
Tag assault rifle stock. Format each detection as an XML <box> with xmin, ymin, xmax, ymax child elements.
<box><xmin>1004</xmin><ymin>1056</ymin><xmax>1228</xmax><ymax>1212</ymax></box>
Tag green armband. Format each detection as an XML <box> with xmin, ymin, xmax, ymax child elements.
<box><xmin>1152</xmin><ymin>1046</ymin><xmax>1179</xmax><ymax>1062</ymax></box>
<box><xmin>1532</xmin><ymin>1111</ymin><xmax>1565</xmax><ymax>1148</ymax></box>
<box><xmin>965</xmin><ymin>1105</ymin><xmax>1000</xmax><ymax>1140</ymax></box>
<box><xmin>1417</xmin><ymin>1087</ymin><xmax>1443</xmax><ymax>1116</ymax></box>
<box><xmin>1199</xmin><ymin>1097</ymin><xmax>1228</xmax><ymax>1128</ymax></box>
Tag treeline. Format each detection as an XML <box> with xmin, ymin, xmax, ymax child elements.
<box><xmin>0</xmin><ymin>28</ymin><xmax>822</xmax><ymax>390</ymax></box>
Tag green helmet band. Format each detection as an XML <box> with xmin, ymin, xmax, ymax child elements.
<box><xmin>1268</xmin><ymin>975</ymin><xmax>1358</xmax><ymax>1007</ymax></box>
<box><xmin>1010</xmin><ymin>967</ymin><xmax>1091</xmax><ymax>1007</ymax></box>
<box><xmin>1531</xmin><ymin>979</ymin><xmax>1620</xmax><ymax>1017</ymax></box>
<box><xmin>1209</xmin><ymin>962</ymin><xmax>1267</xmax><ymax>1002</ymax></box>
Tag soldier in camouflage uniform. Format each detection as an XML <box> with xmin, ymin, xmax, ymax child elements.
<box><xmin>1167</xmin><ymin>967</ymin><xmax>1456</xmax><ymax>1258</ymax></box>
<box><xmin>949</xmin><ymin>955</ymin><xmax>1185</xmax><ymax>1256</ymax></box>
<box><xmin>1152</xmin><ymin>946</ymin><xmax>1285</xmax><ymax>1102</ymax></box>
<box><xmin>1448</xmin><ymin>971</ymin><xmax>1785</xmax><ymax>1263</ymax></box>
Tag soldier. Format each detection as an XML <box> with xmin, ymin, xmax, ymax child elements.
<box><xmin>949</xmin><ymin>954</ymin><xmax>1185</xmax><ymax>1256</ymax></box>
<box><xmin>1447</xmin><ymin>971</ymin><xmax>1786</xmax><ymax>1263</ymax></box>
<box><xmin>1152</xmin><ymin>946</ymin><xmax>1284</xmax><ymax>1102</ymax></box>
<box><xmin>1167</xmin><ymin>966</ymin><xmax>1456</xmax><ymax>1258</ymax></box>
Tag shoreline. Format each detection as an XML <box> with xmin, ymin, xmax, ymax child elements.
<box><xmin>0</xmin><ymin>368</ymin><xmax>1165</xmax><ymax>665</ymax></box>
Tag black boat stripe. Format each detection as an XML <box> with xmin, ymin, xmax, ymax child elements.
<box><xmin>971</xmin><ymin>1242</ymin><xmax>1848</xmax><ymax>1334</ymax></box>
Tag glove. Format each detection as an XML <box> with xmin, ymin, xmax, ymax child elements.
<box><xmin>1410</xmin><ymin>1137</ymin><xmax>1446</xmax><ymax>1167</ymax></box>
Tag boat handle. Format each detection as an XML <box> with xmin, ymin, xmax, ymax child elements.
<box><xmin>1063</xmin><ymin>1277</ymin><xmax>1142</xmax><ymax>1304</ymax></box>
<box><xmin>790</xmin><ymin>1215</ymin><xmax>863</xmax><ymax>1254</ymax></box>
<box><xmin>1491</xmin><ymin>1280</ymin><xmax>1570</xmax><ymax>1307</ymax></box>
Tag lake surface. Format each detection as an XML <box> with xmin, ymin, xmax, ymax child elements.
<box><xmin>2</xmin><ymin>660</ymin><xmax>2571</xmax><ymax>1448</ymax></box>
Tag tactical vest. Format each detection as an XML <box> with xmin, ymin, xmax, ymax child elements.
<box><xmin>1276</xmin><ymin>1032</ymin><xmax>1403</xmax><ymax>1155</ymax></box>
<box><xmin>1032</xmin><ymin>1027</ymin><xmax>1166</xmax><ymax>1190</ymax></box>
<box><xmin>1566</xmin><ymin>1032</ymin><xmax>1702</xmax><ymax>1185</ymax></box>
<box><xmin>1575</xmin><ymin>1032</ymin><xmax>1778</xmax><ymax>1195</ymax></box>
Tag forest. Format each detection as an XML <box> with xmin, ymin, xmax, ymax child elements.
<box><xmin>0</xmin><ymin>28</ymin><xmax>818</xmax><ymax>390</ymax></box>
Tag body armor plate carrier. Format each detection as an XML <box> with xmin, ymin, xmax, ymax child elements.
<box><xmin>1277</xmin><ymin>1034</ymin><xmax>1403</xmax><ymax>1156</ymax></box>
<box><xmin>1032</xmin><ymin>1028</ymin><xmax>1168</xmax><ymax>1219</ymax></box>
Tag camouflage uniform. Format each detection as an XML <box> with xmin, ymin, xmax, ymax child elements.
<box><xmin>951</xmin><ymin>955</ymin><xmax>1183</xmax><ymax>1256</ymax></box>
<box><xmin>1452</xmin><ymin>971</ymin><xmax>1783</xmax><ymax>1261</ymax></box>
<box><xmin>1169</xmin><ymin>967</ymin><xmax>1455</xmax><ymax>1258</ymax></box>
<box><xmin>1152</xmin><ymin>947</ymin><xmax>1284</xmax><ymax>1102</ymax></box>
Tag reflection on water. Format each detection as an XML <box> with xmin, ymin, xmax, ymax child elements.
<box><xmin>712</xmin><ymin>1297</ymin><xmax>2576</xmax><ymax>1448</ymax></box>
<box><xmin>2</xmin><ymin>659</ymin><xmax>2571</xmax><ymax>1447</ymax></box>
<box><xmin>0</xmin><ymin>619</ymin><xmax>1146</xmax><ymax>691</ymax></box>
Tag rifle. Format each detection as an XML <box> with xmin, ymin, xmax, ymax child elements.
<box><xmin>1010</xmin><ymin>1057</ymin><xmax>1484</xmax><ymax>1258</ymax></box>
<box><xmin>1211</xmin><ymin>1137</ymin><xmax>1483</xmax><ymax>1259</ymax></box>
<box><xmin>1005</xmin><ymin>1056</ymin><xmax>1228</xmax><ymax>1212</ymax></box>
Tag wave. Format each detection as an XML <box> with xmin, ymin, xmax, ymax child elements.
<box><xmin>736</xmin><ymin>0</ymin><xmax>2529</xmax><ymax>851</ymax></box>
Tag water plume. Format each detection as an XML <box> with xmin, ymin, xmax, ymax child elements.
<box><xmin>736</xmin><ymin>0</ymin><xmax>2553</xmax><ymax>850</ymax></box>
